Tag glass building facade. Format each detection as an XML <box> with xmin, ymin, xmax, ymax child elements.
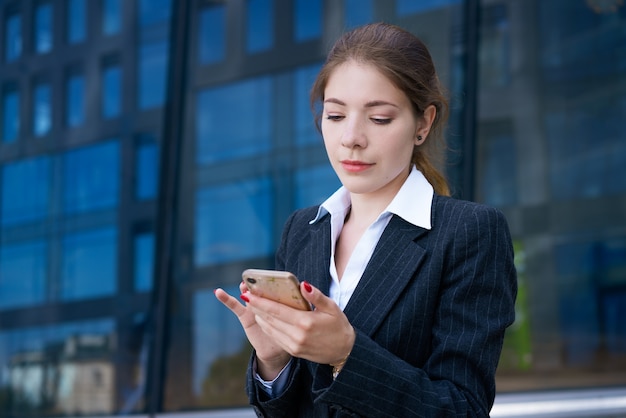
<box><xmin>0</xmin><ymin>0</ymin><xmax>624</xmax><ymax>417</ymax></box>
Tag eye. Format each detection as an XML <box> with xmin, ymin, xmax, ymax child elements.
<box><xmin>371</xmin><ymin>117</ymin><xmax>392</xmax><ymax>125</ymax></box>
<box><xmin>326</xmin><ymin>114</ymin><xmax>344</xmax><ymax>121</ymax></box>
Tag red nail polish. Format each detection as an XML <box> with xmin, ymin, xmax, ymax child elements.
<box><xmin>303</xmin><ymin>281</ymin><xmax>312</xmax><ymax>293</ymax></box>
<box><xmin>240</xmin><ymin>294</ymin><xmax>250</xmax><ymax>303</ymax></box>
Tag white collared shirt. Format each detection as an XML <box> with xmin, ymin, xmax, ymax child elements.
<box><xmin>309</xmin><ymin>166</ymin><xmax>434</xmax><ymax>310</ymax></box>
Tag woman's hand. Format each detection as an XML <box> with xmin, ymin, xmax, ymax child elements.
<box><xmin>214</xmin><ymin>282</ymin><xmax>291</xmax><ymax>380</ymax></box>
<box><xmin>247</xmin><ymin>281</ymin><xmax>355</xmax><ymax>367</ymax></box>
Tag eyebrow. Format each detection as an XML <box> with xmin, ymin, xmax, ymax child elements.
<box><xmin>324</xmin><ymin>98</ymin><xmax>399</xmax><ymax>109</ymax></box>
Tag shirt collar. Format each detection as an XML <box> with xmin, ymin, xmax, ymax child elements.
<box><xmin>309</xmin><ymin>166</ymin><xmax>434</xmax><ymax>230</ymax></box>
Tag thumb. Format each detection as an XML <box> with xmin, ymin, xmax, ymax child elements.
<box><xmin>300</xmin><ymin>281</ymin><xmax>336</xmax><ymax>312</ymax></box>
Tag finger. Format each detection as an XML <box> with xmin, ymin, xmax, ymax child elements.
<box><xmin>300</xmin><ymin>281</ymin><xmax>338</xmax><ymax>313</ymax></box>
<box><xmin>214</xmin><ymin>288</ymin><xmax>246</xmax><ymax>318</ymax></box>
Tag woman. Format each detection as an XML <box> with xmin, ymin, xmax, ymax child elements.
<box><xmin>215</xmin><ymin>22</ymin><xmax>517</xmax><ymax>417</ymax></box>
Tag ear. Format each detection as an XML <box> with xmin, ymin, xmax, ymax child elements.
<box><xmin>414</xmin><ymin>105</ymin><xmax>437</xmax><ymax>145</ymax></box>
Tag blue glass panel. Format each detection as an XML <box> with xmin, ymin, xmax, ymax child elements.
<box><xmin>5</xmin><ymin>13</ymin><xmax>22</xmax><ymax>62</ymax></box>
<box><xmin>294</xmin><ymin>0</ymin><xmax>321</xmax><ymax>42</ymax></box>
<box><xmin>66</xmin><ymin>73</ymin><xmax>84</xmax><ymax>127</ymax></box>
<box><xmin>33</xmin><ymin>82</ymin><xmax>51</xmax><ymax>136</ymax></box>
<box><xmin>1</xmin><ymin>156</ymin><xmax>50</xmax><ymax>226</ymax></box>
<box><xmin>136</xmin><ymin>139</ymin><xmax>159</xmax><ymax>200</ymax></box>
<box><xmin>35</xmin><ymin>3</ymin><xmax>53</xmax><ymax>53</ymax></box>
<box><xmin>103</xmin><ymin>0</ymin><xmax>122</xmax><ymax>35</ymax></box>
<box><xmin>198</xmin><ymin>5</ymin><xmax>226</xmax><ymax>64</ymax></box>
<box><xmin>63</xmin><ymin>140</ymin><xmax>119</xmax><ymax>214</ymax></box>
<box><xmin>0</xmin><ymin>240</ymin><xmax>47</xmax><ymax>309</ymax></box>
<box><xmin>294</xmin><ymin>63</ymin><xmax>322</xmax><ymax>146</ymax></box>
<box><xmin>247</xmin><ymin>0</ymin><xmax>273</xmax><ymax>53</ymax></box>
<box><xmin>195</xmin><ymin>177</ymin><xmax>273</xmax><ymax>266</ymax></box>
<box><xmin>67</xmin><ymin>0</ymin><xmax>87</xmax><ymax>43</ymax></box>
<box><xmin>102</xmin><ymin>64</ymin><xmax>121</xmax><ymax>118</ymax></box>
<box><xmin>480</xmin><ymin>128</ymin><xmax>517</xmax><ymax>206</ymax></box>
<box><xmin>196</xmin><ymin>77</ymin><xmax>272</xmax><ymax>164</ymax></box>
<box><xmin>61</xmin><ymin>227</ymin><xmax>117</xmax><ymax>300</ymax></box>
<box><xmin>2</xmin><ymin>87</ymin><xmax>20</xmax><ymax>143</ymax></box>
<box><xmin>396</xmin><ymin>0</ymin><xmax>461</xmax><ymax>15</ymax></box>
<box><xmin>138</xmin><ymin>42</ymin><xmax>168</xmax><ymax>109</ymax></box>
<box><xmin>294</xmin><ymin>165</ymin><xmax>341</xmax><ymax>208</ymax></box>
<box><xmin>134</xmin><ymin>232</ymin><xmax>154</xmax><ymax>292</ymax></box>
<box><xmin>139</xmin><ymin>0</ymin><xmax>172</xmax><ymax>27</ymax></box>
<box><xmin>345</xmin><ymin>0</ymin><xmax>373</xmax><ymax>28</ymax></box>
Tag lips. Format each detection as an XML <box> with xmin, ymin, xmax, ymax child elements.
<box><xmin>340</xmin><ymin>160</ymin><xmax>374</xmax><ymax>173</ymax></box>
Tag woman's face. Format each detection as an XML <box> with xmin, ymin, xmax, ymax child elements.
<box><xmin>321</xmin><ymin>60</ymin><xmax>423</xmax><ymax>199</ymax></box>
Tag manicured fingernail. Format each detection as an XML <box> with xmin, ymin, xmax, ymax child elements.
<box><xmin>303</xmin><ymin>281</ymin><xmax>313</xmax><ymax>293</ymax></box>
<box><xmin>240</xmin><ymin>294</ymin><xmax>250</xmax><ymax>303</ymax></box>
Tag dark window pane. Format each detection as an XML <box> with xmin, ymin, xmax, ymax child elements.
<box><xmin>344</xmin><ymin>0</ymin><xmax>373</xmax><ymax>28</ymax></box>
<box><xmin>35</xmin><ymin>3</ymin><xmax>53</xmax><ymax>53</ymax></box>
<box><xmin>294</xmin><ymin>0</ymin><xmax>321</xmax><ymax>42</ymax></box>
<box><xmin>195</xmin><ymin>177</ymin><xmax>273</xmax><ymax>266</ymax></box>
<box><xmin>63</xmin><ymin>140</ymin><xmax>119</xmax><ymax>214</ymax></box>
<box><xmin>196</xmin><ymin>77</ymin><xmax>272</xmax><ymax>164</ymax></box>
<box><xmin>2</xmin><ymin>86</ymin><xmax>20</xmax><ymax>143</ymax></box>
<box><xmin>67</xmin><ymin>0</ymin><xmax>87</xmax><ymax>44</ymax></box>
<box><xmin>477</xmin><ymin>121</ymin><xmax>517</xmax><ymax>206</ymax></box>
<box><xmin>294</xmin><ymin>63</ymin><xmax>322</xmax><ymax>146</ymax></box>
<box><xmin>1</xmin><ymin>156</ymin><xmax>50</xmax><ymax>226</ymax></box>
<box><xmin>0</xmin><ymin>240</ymin><xmax>47</xmax><ymax>309</ymax></box>
<box><xmin>134</xmin><ymin>232</ymin><xmax>154</xmax><ymax>292</ymax></box>
<box><xmin>198</xmin><ymin>5</ymin><xmax>226</xmax><ymax>64</ymax></box>
<box><xmin>103</xmin><ymin>0</ymin><xmax>122</xmax><ymax>35</ymax></box>
<box><xmin>102</xmin><ymin>63</ymin><xmax>121</xmax><ymax>118</ymax></box>
<box><xmin>4</xmin><ymin>13</ymin><xmax>22</xmax><ymax>62</ymax></box>
<box><xmin>33</xmin><ymin>82</ymin><xmax>52</xmax><ymax>136</ymax></box>
<box><xmin>396</xmin><ymin>0</ymin><xmax>461</xmax><ymax>15</ymax></box>
<box><xmin>136</xmin><ymin>137</ymin><xmax>159</xmax><ymax>200</ymax></box>
<box><xmin>66</xmin><ymin>72</ymin><xmax>84</xmax><ymax>127</ymax></box>
<box><xmin>138</xmin><ymin>42</ymin><xmax>168</xmax><ymax>109</ymax></box>
<box><xmin>247</xmin><ymin>0</ymin><xmax>273</xmax><ymax>53</ymax></box>
<box><xmin>294</xmin><ymin>165</ymin><xmax>341</xmax><ymax>208</ymax></box>
<box><xmin>61</xmin><ymin>227</ymin><xmax>117</xmax><ymax>300</ymax></box>
<box><xmin>479</xmin><ymin>4</ymin><xmax>511</xmax><ymax>88</ymax></box>
<box><xmin>139</xmin><ymin>0</ymin><xmax>171</xmax><ymax>27</ymax></box>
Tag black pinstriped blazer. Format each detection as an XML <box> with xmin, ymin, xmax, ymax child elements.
<box><xmin>247</xmin><ymin>194</ymin><xmax>517</xmax><ymax>417</ymax></box>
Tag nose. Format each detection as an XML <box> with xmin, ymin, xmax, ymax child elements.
<box><xmin>340</xmin><ymin>117</ymin><xmax>367</xmax><ymax>148</ymax></box>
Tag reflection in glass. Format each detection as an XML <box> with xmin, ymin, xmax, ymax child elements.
<box><xmin>0</xmin><ymin>240</ymin><xmax>47</xmax><ymax>310</ymax></box>
<box><xmin>198</xmin><ymin>5</ymin><xmax>226</xmax><ymax>64</ymax></box>
<box><xmin>102</xmin><ymin>63</ymin><xmax>121</xmax><ymax>119</ymax></box>
<box><xmin>136</xmin><ymin>137</ymin><xmax>159</xmax><ymax>200</ymax></box>
<box><xmin>67</xmin><ymin>0</ymin><xmax>87</xmax><ymax>44</ymax></box>
<box><xmin>66</xmin><ymin>72</ymin><xmax>85</xmax><ymax>127</ymax></box>
<box><xmin>138</xmin><ymin>42</ymin><xmax>168</xmax><ymax>109</ymax></box>
<box><xmin>294</xmin><ymin>0</ymin><xmax>321</xmax><ymax>42</ymax></box>
<box><xmin>1</xmin><ymin>156</ymin><xmax>50</xmax><ymax>226</ymax></box>
<box><xmin>196</xmin><ymin>77</ymin><xmax>272</xmax><ymax>164</ymax></box>
<box><xmin>33</xmin><ymin>82</ymin><xmax>52</xmax><ymax>136</ymax></box>
<box><xmin>0</xmin><ymin>319</ymin><xmax>115</xmax><ymax>416</ymax></box>
<box><xmin>61</xmin><ymin>227</ymin><xmax>117</xmax><ymax>300</ymax></box>
<box><xmin>294</xmin><ymin>165</ymin><xmax>340</xmax><ymax>209</ymax></box>
<box><xmin>103</xmin><ymin>0</ymin><xmax>122</xmax><ymax>35</ymax></box>
<box><xmin>63</xmin><ymin>140</ymin><xmax>119</xmax><ymax>214</ymax></box>
<box><xmin>192</xmin><ymin>286</ymin><xmax>250</xmax><ymax>407</ymax></box>
<box><xmin>134</xmin><ymin>232</ymin><xmax>154</xmax><ymax>292</ymax></box>
<box><xmin>195</xmin><ymin>177</ymin><xmax>273</xmax><ymax>266</ymax></box>
<box><xmin>247</xmin><ymin>0</ymin><xmax>273</xmax><ymax>53</ymax></box>
<box><xmin>4</xmin><ymin>13</ymin><xmax>22</xmax><ymax>62</ymax></box>
<box><xmin>35</xmin><ymin>3</ymin><xmax>53</xmax><ymax>54</ymax></box>
<box><xmin>2</xmin><ymin>87</ymin><xmax>20</xmax><ymax>143</ymax></box>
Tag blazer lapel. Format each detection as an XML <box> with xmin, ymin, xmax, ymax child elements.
<box><xmin>300</xmin><ymin>214</ymin><xmax>332</xmax><ymax>296</ymax></box>
<box><xmin>343</xmin><ymin>215</ymin><xmax>429</xmax><ymax>336</ymax></box>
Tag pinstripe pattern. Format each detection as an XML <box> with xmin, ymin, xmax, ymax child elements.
<box><xmin>247</xmin><ymin>195</ymin><xmax>517</xmax><ymax>417</ymax></box>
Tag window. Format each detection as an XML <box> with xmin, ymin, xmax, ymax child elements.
<box><xmin>344</xmin><ymin>0</ymin><xmax>373</xmax><ymax>28</ymax></box>
<box><xmin>479</xmin><ymin>4</ymin><xmax>511</xmax><ymax>88</ymax></box>
<box><xmin>63</xmin><ymin>140</ymin><xmax>119</xmax><ymax>214</ymax></box>
<box><xmin>294</xmin><ymin>63</ymin><xmax>322</xmax><ymax>146</ymax></box>
<box><xmin>294</xmin><ymin>165</ymin><xmax>341</xmax><ymax>208</ymax></box>
<box><xmin>294</xmin><ymin>0</ymin><xmax>321</xmax><ymax>42</ymax></box>
<box><xmin>194</xmin><ymin>177</ymin><xmax>273</xmax><ymax>266</ymax></box>
<box><xmin>102</xmin><ymin>61</ymin><xmax>121</xmax><ymax>118</ymax></box>
<box><xmin>198</xmin><ymin>5</ymin><xmax>226</xmax><ymax>64</ymax></box>
<box><xmin>65</xmin><ymin>71</ymin><xmax>85</xmax><ymax>127</ymax></box>
<box><xmin>138</xmin><ymin>42</ymin><xmax>168</xmax><ymax>109</ymax></box>
<box><xmin>396</xmin><ymin>0</ymin><xmax>461</xmax><ymax>15</ymax></box>
<box><xmin>477</xmin><ymin>121</ymin><xmax>517</xmax><ymax>206</ymax></box>
<box><xmin>247</xmin><ymin>0</ymin><xmax>273</xmax><ymax>53</ymax></box>
<box><xmin>67</xmin><ymin>0</ymin><xmax>87</xmax><ymax>43</ymax></box>
<box><xmin>33</xmin><ymin>81</ymin><xmax>52</xmax><ymax>136</ymax></box>
<box><xmin>102</xmin><ymin>0</ymin><xmax>121</xmax><ymax>35</ymax></box>
<box><xmin>61</xmin><ymin>227</ymin><xmax>118</xmax><ymax>300</ymax></box>
<box><xmin>134</xmin><ymin>231</ymin><xmax>154</xmax><ymax>292</ymax></box>
<box><xmin>2</xmin><ymin>85</ymin><xmax>20</xmax><ymax>143</ymax></box>
<box><xmin>1</xmin><ymin>156</ymin><xmax>50</xmax><ymax>226</ymax></box>
<box><xmin>4</xmin><ymin>12</ymin><xmax>22</xmax><ymax>62</ymax></box>
<box><xmin>0</xmin><ymin>240</ymin><xmax>47</xmax><ymax>310</ymax></box>
<box><xmin>135</xmin><ymin>136</ymin><xmax>159</xmax><ymax>200</ymax></box>
<box><xmin>196</xmin><ymin>77</ymin><xmax>272</xmax><ymax>164</ymax></box>
<box><xmin>34</xmin><ymin>3</ymin><xmax>53</xmax><ymax>54</ymax></box>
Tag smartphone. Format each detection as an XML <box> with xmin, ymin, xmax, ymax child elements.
<box><xmin>242</xmin><ymin>269</ymin><xmax>311</xmax><ymax>311</ymax></box>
